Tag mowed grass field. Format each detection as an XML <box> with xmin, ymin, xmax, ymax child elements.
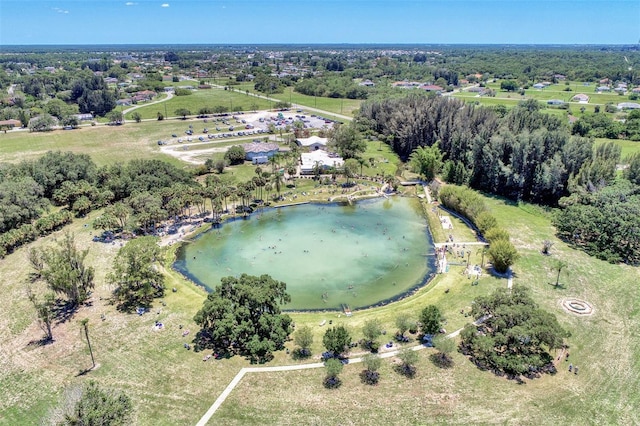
<box><xmin>0</xmin><ymin>94</ymin><xmax>639</xmax><ymax>425</ymax></box>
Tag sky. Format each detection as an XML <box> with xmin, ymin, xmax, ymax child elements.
<box><xmin>1</xmin><ymin>0</ymin><xmax>639</xmax><ymax>46</ymax></box>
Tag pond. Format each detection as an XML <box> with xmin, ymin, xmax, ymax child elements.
<box><xmin>174</xmin><ymin>196</ymin><xmax>436</xmax><ymax>310</ymax></box>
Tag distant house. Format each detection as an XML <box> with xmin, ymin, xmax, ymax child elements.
<box><xmin>422</xmin><ymin>85</ymin><xmax>443</xmax><ymax>92</ymax></box>
<box><xmin>572</xmin><ymin>94</ymin><xmax>590</xmax><ymax>103</ymax></box>
<box><xmin>617</xmin><ymin>102</ymin><xmax>640</xmax><ymax>110</ymax></box>
<box><xmin>554</xmin><ymin>74</ymin><xmax>566</xmax><ymax>81</ymax></box>
<box><xmin>532</xmin><ymin>83</ymin><xmax>545</xmax><ymax>89</ymax></box>
<box><xmin>116</xmin><ymin>99</ymin><xmax>132</xmax><ymax>106</ymax></box>
<box><xmin>0</xmin><ymin>119</ymin><xmax>21</xmax><ymax>129</ymax></box>
<box><xmin>467</xmin><ymin>86</ymin><xmax>485</xmax><ymax>93</ymax></box>
<box><xmin>74</xmin><ymin>113</ymin><xmax>94</xmax><ymax>121</ymax></box>
<box><xmin>300</xmin><ymin>150</ymin><xmax>344</xmax><ymax>174</ymax></box>
<box><xmin>296</xmin><ymin>135</ymin><xmax>328</xmax><ymax>151</ymax></box>
<box><xmin>104</xmin><ymin>77</ymin><xmax>118</xmax><ymax>84</ymax></box>
<box><xmin>242</xmin><ymin>142</ymin><xmax>279</xmax><ymax>164</ymax></box>
<box><xmin>596</xmin><ymin>86</ymin><xmax>610</xmax><ymax>92</ymax></box>
<box><xmin>547</xmin><ymin>99</ymin><xmax>565</xmax><ymax>106</ymax></box>
<box><xmin>632</xmin><ymin>88</ymin><xmax>640</xmax><ymax>94</ymax></box>
<box><xmin>359</xmin><ymin>79</ymin><xmax>375</xmax><ymax>87</ymax></box>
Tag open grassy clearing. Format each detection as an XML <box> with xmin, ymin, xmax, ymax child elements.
<box><xmin>124</xmin><ymin>88</ymin><xmax>272</xmax><ymax>120</ymax></box>
<box><xmin>595</xmin><ymin>137</ymin><xmax>640</xmax><ymax>159</ymax></box>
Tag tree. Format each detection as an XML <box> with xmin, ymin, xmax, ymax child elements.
<box><xmin>29</xmin><ymin>233</ymin><xmax>95</xmax><ymax>308</ymax></box>
<box><xmin>323</xmin><ymin>358</ymin><xmax>344</xmax><ymax>389</ymax></box>
<box><xmin>79</xmin><ymin>318</ymin><xmax>96</xmax><ymax>370</ymax></box>
<box><xmin>409</xmin><ymin>143</ymin><xmax>444</xmax><ymax>181</ymax></box>
<box><xmin>343</xmin><ymin>158</ymin><xmax>359</xmax><ymax>186</ymax></box>
<box><xmin>322</xmin><ymin>325</ymin><xmax>352</xmax><ymax>356</ymax></box>
<box><xmin>329</xmin><ymin>123</ymin><xmax>366</xmax><ymax>159</ymax></box>
<box><xmin>484</xmin><ymin>227</ymin><xmax>510</xmax><ymax>243</ymax></box>
<box><xmin>625</xmin><ymin>152</ymin><xmax>640</xmax><ymax>185</ymax></box>
<box><xmin>175</xmin><ymin>108</ymin><xmax>191</xmax><ymax>119</ymax></box>
<box><xmin>293</xmin><ymin>325</ymin><xmax>314</xmax><ymax>358</ymax></box>
<box><xmin>551</xmin><ymin>259</ymin><xmax>568</xmax><ymax>287</ymax></box>
<box><xmin>224</xmin><ymin>145</ymin><xmax>246</xmax><ymax>165</ymax></box>
<box><xmin>419</xmin><ymin>305</ymin><xmax>443</xmax><ymax>335</ymax></box>
<box><xmin>487</xmin><ymin>239</ymin><xmax>519</xmax><ymax>274</ymax></box>
<box><xmin>107</xmin><ymin>236</ymin><xmax>165</xmax><ymax>312</ymax></box>
<box><xmin>52</xmin><ymin>381</ymin><xmax>133</xmax><ymax>426</ymax></box>
<box><xmin>460</xmin><ymin>285</ymin><xmax>570</xmax><ymax>379</ymax></box>
<box><xmin>396</xmin><ymin>347</ymin><xmax>418</xmax><ymax>378</ymax></box>
<box><xmin>395</xmin><ymin>313</ymin><xmax>412</xmax><ymax>338</ymax></box>
<box><xmin>107</xmin><ymin>110</ymin><xmax>123</xmax><ymax>125</ymax></box>
<box><xmin>431</xmin><ymin>336</ymin><xmax>455</xmax><ymax>368</ymax></box>
<box><xmin>361</xmin><ymin>319</ymin><xmax>383</xmax><ymax>352</ymax></box>
<box><xmin>27</xmin><ymin>288</ymin><xmax>55</xmax><ymax>342</ymax></box>
<box><xmin>28</xmin><ymin>113</ymin><xmax>56</xmax><ymax>132</ymax></box>
<box><xmin>360</xmin><ymin>353</ymin><xmax>382</xmax><ymax>385</ymax></box>
<box><xmin>194</xmin><ymin>274</ymin><xmax>292</xmax><ymax>362</ymax></box>
<box><xmin>541</xmin><ymin>240</ymin><xmax>554</xmax><ymax>255</ymax></box>
<box><xmin>131</xmin><ymin>111</ymin><xmax>142</xmax><ymax>123</ymax></box>
<box><xmin>500</xmin><ymin>80</ymin><xmax>518</xmax><ymax>92</ymax></box>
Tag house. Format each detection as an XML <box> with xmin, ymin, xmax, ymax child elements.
<box><xmin>359</xmin><ymin>79</ymin><xmax>375</xmax><ymax>87</ymax></box>
<box><xmin>572</xmin><ymin>94</ymin><xmax>590</xmax><ymax>103</ymax></box>
<box><xmin>0</xmin><ymin>119</ymin><xmax>22</xmax><ymax>129</ymax></box>
<box><xmin>532</xmin><ymin>83</ymin><xmax>545</xmax><ymax>89</ymax></box>
<box><xmin>300</xmin><ymin>150</ymin><xmax>344</xmax><ymax>174</ymax></box>
<box><xmin>74</xmin><ymin>113</ymin><xmax>94</xmax><ymax>121</ymax></box>
<box><xmin>422</xmin><ymin>85</ymin><xmax>443</xmax><ymax>92</ymax></box>
<box><xmin>547</xmin><ymin>99</ymin><xmax>565</xmax><ymax>106</ymax></box>
<box><xmin>632</xmin><ymin>88</ymin><xmax>640</xmax><ymax>94</ymax></box>
<box><xmin>104</xmin><ymin>77</ymin><xmax>118</xmax><ymax>84</ymax></box>
<box><xmin>554</xmin><ymin>74</ymin><xmax>566</xmax><ymax>81</ymax></box>
<box><xmin>242</xmin><ymin>142</ymin><xmax>280</xmax><ymax>164</ymax></box>
<box><xmin>596</xmin><ymin>86</ymin><xmax>610</xmax><ymax>92</ymax></box>
<box><xmin>617</xmin><ymin>102</ymin><xmax>640</xmax><ymax>110</ymax></box>
<box><xmin>116</xmin><ymin>99</ymin><xmax>132</xmax><ymax>106</ymax></box>
<box><xmin>296</xmin><ymin>135</ymin><xmax>328</xmax><ymax>151</ymax></box>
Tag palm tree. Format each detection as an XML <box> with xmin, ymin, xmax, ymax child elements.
<box><xmin>80</xmin><ymin>318</ymin><xmax>96</xmax><ymax>370</ymax></box>
<box><xmin>477</xmin><ymin>246</ymin><xmax>488</xmax><ymax>268</ymax></box>
<box><xmin>552</xmin><ymin>259</ymin><xmax>568</xmax><ymax>287</ymax></box>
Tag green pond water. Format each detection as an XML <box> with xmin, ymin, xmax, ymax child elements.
<box><xmin>174</xmin><ymin>196</ymin><xmax>436</xmax><ymax>310</ymax></box>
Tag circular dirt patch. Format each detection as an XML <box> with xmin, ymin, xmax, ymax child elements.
<box><xmin>561</xmin><ymin>298</ymin><xmax>594</xmax><ymax>316</ymax></box>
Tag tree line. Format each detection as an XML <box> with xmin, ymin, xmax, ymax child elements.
<box><xmin>357</xmin><ymin>95</ymin><xmax>616</xmax><ymax>205</ymax></box>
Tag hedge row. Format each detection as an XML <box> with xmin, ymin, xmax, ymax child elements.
<box><xmin>0</xmin><ymin>210</ymin><xmax>73</xmax><ymax>258</ymax></box>
<box><xmin>437</xmin><ymin>184</ymin><xmax>518</xmax><ymax>273</ymax></box>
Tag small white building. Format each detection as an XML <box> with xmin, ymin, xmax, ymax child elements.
<box><xmin>296</xmin><ymin>135</ymin><xmax>328</xmax><ymax>151</ymax></box>
<box><xmin>300</xmin><ymin>150</ymin><xmax>344</xmax><ymax>174</ymax></box>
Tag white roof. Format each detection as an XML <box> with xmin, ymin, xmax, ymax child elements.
<box><xmin>297</xmin><ymin>136</ymin><xmax>328</xmax><ymax>147</ymax></box>
<box><xmin>300</xmin><ymin>150</ymin><xmax>343</xmax><ymax>171</ymax></box>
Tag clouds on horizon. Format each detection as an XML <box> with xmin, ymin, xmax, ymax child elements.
<box><xmin>161</xmin><ymin>3</ymin><xmax>169</xmax><ymax>7</ymax></box>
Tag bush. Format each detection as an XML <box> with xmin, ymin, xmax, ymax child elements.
<box><xmin>224</xmin><ymin>145</ymin><xmax>246</xmax><ymax>165</ymax></box>
<box><xmin>488</xmin><ymin>239</ymin><xmax>519</xmax><ymax>273</ymax></box>
<box><xmin>484</xmin><ymin>227</ymin><xmax>510</xmax><ymax>243</ymax></box>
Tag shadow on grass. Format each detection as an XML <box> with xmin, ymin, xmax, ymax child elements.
<box><xmin>548</xmin><ymin>282</ymin><xmax>567</xmax><ymax>290</ymax></box>
<box><xmin>393</xmin><ymin>364</ymin><xmax>416</xmax><ymax>379</ymax></box>
<box><xmin>25</xmin><ymin>337</ymin><xmax>54</xmax><ymax>349</ymax></box>
<box><xmin>429</xmin><ymin>352</ymin><xmax>454</xmax><ymax>369</ymax></box>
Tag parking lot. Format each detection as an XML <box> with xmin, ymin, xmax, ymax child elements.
<box><xmin>157</xmin><ymin>110</ymin><xmax>337</xmax><ymax>146</ymax></box>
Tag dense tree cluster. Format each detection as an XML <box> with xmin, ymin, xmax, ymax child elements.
<box><xmin>554</xmin><ymin>181</ymin><xmax>640</xmax><ymax>265</ymax></box>
<box><xmin>0</xmin><ymin>152</ymin><xmax>198</xmax><ymax>257</ymax></box>
<box><xmin>359</xmin><ymin>95</ymin><xmax>598</xmax><ymax>205</ymax></box>
<box><xmin>193</xmin><ymin>274</ymin><xmax>292</xmax><ymax>362</ymax></box>
<box><xmin>460</xmin><ymin>285</ymin><xmax>569</xmax><ymax>379</ymax></box>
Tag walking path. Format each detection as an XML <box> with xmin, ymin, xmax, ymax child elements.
<box><xmin>195</xmin><ymin>317</ymin><xmax>485</xmax><ymax>426</ymax></box>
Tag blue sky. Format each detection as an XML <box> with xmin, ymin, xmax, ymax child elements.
<box><xmin>1</xmin><ymin>0</ymin><xmax>639</xmax><ymax>45</ymax></box>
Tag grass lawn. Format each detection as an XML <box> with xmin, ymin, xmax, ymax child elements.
<box><xmin>124</xmin><ymin>88</ymin><xmax>273</xmax><ymax>120</ymax></box>
<box><xmin>1</xmin><ymin>87</ymin><xmax>639</xmax><ymax>425</ymax></box>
